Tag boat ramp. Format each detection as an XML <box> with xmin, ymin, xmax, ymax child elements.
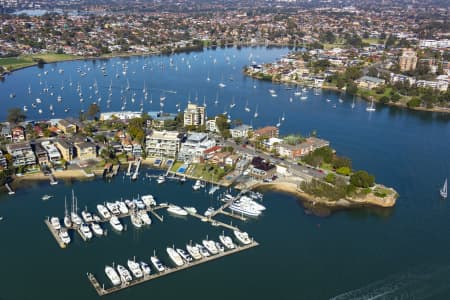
<box><xmin>87</xmin><ymin>240</ymin><xmax>259</xmax><ymax>296</ymax></box>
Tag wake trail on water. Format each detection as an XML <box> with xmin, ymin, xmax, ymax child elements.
<box><xmin>330</xmin><ymin>265</ymin><xmax>450</xmax><ymax>300</ymax></box>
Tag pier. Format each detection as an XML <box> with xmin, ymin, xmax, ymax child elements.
<box><xmin>5</xmin><ymin>183</ymin><xmax>15</xmax><ymax>195</ymax></box>
<box><xmin>209</xmin><ymin>189</ymin><xmax>249</xmax><ymax>219</ymax></box>
<box><xmin>131</xmin><ymin>159</ymin><xmax>141</xmax><ymax>180</ymax></box>
<box><xmin>186</xmin><ymin>210</ymin><xmax>241</xmax><ymax>231</ymax></box>
<box><xmin>49</xmin><ymin>174</ymin><xmax>58</xmax><ymax>185</ymax></box>
<box><xmin>44</xmin><ymin>218</ymin><xmax>66</xmax><ymax>248</ymax></box>
<box><xmin>87</xmin><ymin>240</ymin><xmax>259</xmax><ymax>296</ymax></box>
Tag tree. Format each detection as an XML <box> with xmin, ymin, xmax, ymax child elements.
<box><xmin>87</xmin><ymin>103</ymin><xmax>100</xmax><ymax>119</ymax></box>
<box><xmin>350</xmin><ymin>170</ymin><xmax>375</xmax><ymax>188</ymax></box>
<box><xmin>325</xmin><ymin>173</ymin><xmax>336</xmax><ymax>184</ymax></box>
<box><xmin>7</xmin><ymin>107</ymin><xmax>26</xmax><ymax>124</ymax></box>
<box><xmin>333</xmin><ymin>156</ymin><xmax>352</xmax><ymax>169</ymax></box>
<box><xmin>379</xmin><ymin>96</ymin><xmax>390</xmax><ymax>104</ymax></box>
<box><xmin>336</xmin><ymin>167</ymin><xmax>351</xmax><ymax>176</ymax></box>
<box><xmin>346</xmin><ymin>82</ymin><xmax>358</xmax><ymax>96</ymax></box>
<box><xmin>407</xmin><ymin>97</ymin><xmax>421</xmax><ymax>108</ymax></box>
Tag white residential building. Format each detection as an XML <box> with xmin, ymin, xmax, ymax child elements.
<box><xmin>178</xmin><ymin>133</ymin><xmax>216</xmax><ymax>162</ymax></box>
<box><xmin>183</xmin><ymin>103</ymin><xmax>206</xmax><ymax>127</ymax></box>
<box><xmin>41</xmin><ymin>141</ymin><xmax>61</xmax><ymax>162</ymax></box>
<box><xmin>145</xmin><ymin>130</ymin><xmax>182</xmax><ymax>158</ymax></box>
<box><xmin>230</xmin><ymin>124</ymin><xmax>252</xmax><ymax>139</ymax></box>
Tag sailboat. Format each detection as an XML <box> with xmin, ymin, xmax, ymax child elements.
<box><xmin>64</xmin><ymin>196</ymin><xmax>72</xmax><ymax>228</ymax></box>
<box><xmin>351</xmin><ymin>97</ymin><xmax>356</xmax><ymax>109</ymax></box>
<box><xmin>366</xmin><ymin>100</ymin><xmax>376</xmax><ymax>112</ymax></box>
<box><xmin>244</xmin><ymin>100</ymin><xmax>250</xmax><ymax>112</ymax></box>
<box><xmin>253</xmin><ymin>105</ymin><xmax>259</xmax><ymax>118</ymax></box>
<box><xmin>206</xmin><ymin>71</ymin><xmax>211</xmax><ymax>82</ymax></box>
<box><xmin>218</xmin><ymin>74</ymin><xmax>226</xmax><ymax>88</ymax></box>
<box><xmin>440</xmin><ymin>178</ymin><xmax>447</xmax><ymax>199</ymax></box>
<box><xmin>276</xmin><ymin>117</ymin><xmax>281</xmax><ymax>128</ymax></box>
<box><xmin>229</xmin><ymin>97</ymin><xmax>236</xmax><ymax>109</ymax></box>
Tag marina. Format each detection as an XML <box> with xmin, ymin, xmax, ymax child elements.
<box><xmin>87</xmin><ymin>240</ymin><xmax>259</xmax><ymax>296</ymax></box>
<box><xmin>0</xmin><ymin>46</ymin><xmax>449</xmax><ymax>299</ymax></box>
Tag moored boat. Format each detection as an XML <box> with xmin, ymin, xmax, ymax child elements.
<box><xmin>116</xmin><ymin>265</ymin><xmax>132</xmax><ymax>283</ymax></box>
<box><xmin>97</xmin><ymin>204</ymin><xmax>111</xmax><ymax>220</ymax></box>
<box><xmin>219</xmin><ymin>234</ymin><xmax>236</xmax><ymax>249</ymax></box>
<box><xmin>50</xmin><ymin>217</ymin><xmax>61</xmax><ymax>230</ymax></box>
<box><xmin>138</xmin><ymin>210</ymin><xmax>152</xmax><ymax>225</ymax></box>
<box><xmin>202</xmin><ymin>240</ymin><xmax>219</xmax><ymax>255</ymax></box>
<box><xmin>105</xmin><ymin>265</ymin><xmax>121</xmax><ymax>286</ymax></box>
<box><xmin>195</xmin><ymin>243</ymin><xmax>210</xmax><ymax>257</ymax></box>
<box><xmin>233</xmin><ymin>230</ymin><xmax>252</xmax><ymax>245</ymax></box>
<box><xmin>140</xmin><ymin>261</ymin><xmax>151</xmax><ymax>275</ymax></box>
<box><xmin>150</xmin><ymin>256</ymin><xmax>166</xmax><ymax>272</ymax></box>
<box><xmin>176</xmin><ymin>248</ymin><xmax>193</xmax><ymax>263</ymax></box>
<box><xmin>91</xmin><ymin>222</ymin><xmax>103</xmax><ymax>236</ymax></box>
<box><xmin>166</xmin><ymin>247</ymin><xmax>184</xmax><ymax>267</ymax></box>
<box><xmin>80</xmin><ymin>223</ymin><xmax>93</xmax><ymax>239</ymax></box>
<box><xmin>59</xmin><ymin>228</ymin><xmax>71</xmax><ymax>244</ymax></box>
<box><xmin>186</xmin><ymin>244</ymin><xmax>202</xmax><ymax>260</ymax></box>
<box><xmin>167</xmin><ymin>205</ymin><xmax>188</xmax><ymax>216</ymax></box>
<box><xmin>127</xmin><ymin>259</ymin><xmax>143</xmax><ymax>278</ymax></box>
<box><xmin>109</xmin><ymin>216</ymin><xmax>123</xmax><ymax>232</ymax></box>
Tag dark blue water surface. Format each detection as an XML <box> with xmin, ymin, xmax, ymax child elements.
<box><xmin>1</xmin><ymin>47</ymin><xmax>450</xmax><ymax>299</ymax></box>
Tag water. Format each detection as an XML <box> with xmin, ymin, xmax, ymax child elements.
<box><xmin>1</xmin><ymin>46</ymin><xmax>450</xmax><ymax>299</ymax></box>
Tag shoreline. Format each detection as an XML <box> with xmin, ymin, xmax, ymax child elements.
<box><xmin>245</xmin><ymin>70</ymin><xmax>450</xmax><ymax>115</ymax></box>
<box><xmin>249</xmin><ymin>181</ymin><xmax>397</xmax><ymax>209</ymax></box>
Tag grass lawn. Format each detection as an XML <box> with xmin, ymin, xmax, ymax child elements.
<box><xmin>1</xmin><ymin>53</ymin><xmax>78</xmax><ymax>72</ymax></box>
<box><xmin>190</xmin><ymin>163</ymin><xmax>223</xmax><ymax>182</ymax></box>
<box><xmin>170</xmin><ymin>161</ymin><xmax>184</xmax><ymax>172</ymax></box>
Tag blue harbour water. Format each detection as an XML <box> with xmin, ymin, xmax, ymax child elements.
<box><xmin>1</xmin><ymin>47</ymin><xmax>450</xmax><ymax>299</ymax></box>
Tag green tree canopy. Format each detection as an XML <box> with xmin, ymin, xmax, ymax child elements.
<box><xmin>350</xmin><ymin>170</ymin><xmax>375</xmax><ymax>188</ymax></box>
<box><xmin>7</xmin><ymin>107</ymin><xmax>26</xmax><ymax>124</ymax></box>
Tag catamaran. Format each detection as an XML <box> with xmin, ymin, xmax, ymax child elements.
<box><xmin>440</xmin><ymin>178</ymin><xmax>447</xmax><ymax>199</ymax></box>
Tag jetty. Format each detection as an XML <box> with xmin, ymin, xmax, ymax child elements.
<box><xmin>49</xmin><ymin>174</ymin><xmax>58</xmax><ymax>185</ymax></box>
<box><xmin>208</xmin><ymin>189</ymin><xmax>249</xmax><ymax>219</ymax></box>
<box><xmin>87</xmin><ymin>240</ymin><xmax>259</xmax><ymax>296</ymax></box>
<box><xmin>185</xmin><ymin>210</ymin><xmax>241</xmax><ymax>231</ymax></box>
<box><xmin>45</xmin><ymin>203</ymin><xmax>169</xmax><ymax>248</ymax></box>
<box><xmin>44</xmin><ymin>218</ymin><xmax>66</xmax><ymax>248</ymax></box>
<box><xmin>5</xmin><ymin>183</ymin><xmax>15</xmax><ymax>195</ymax></box>
<box><xmin>131</xmin><ymin>159</ymin><xmax>141</xmax><ymax>180</ymax></box>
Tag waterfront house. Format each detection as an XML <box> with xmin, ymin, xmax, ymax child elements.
<box><xmin>230</xmin><ymin>124</ymin><xmax>252</xmax><ymax>139</ymax></box>
<box><xmin>203</xmin><ymin>145</ymin><xmax>222</xmax><ymax>160</ymax></box>
<box><xmin>132</xmin><ymin>142</ymin><xmax>143</xmax><ymax>158</ymax></box>
<box><xmin>178</xmin><ymin>132</ymin><xmax>216</xmax><ymax>162</ymax></box>
<box><xmin>41</xmin><ymin>141</ymin><xmax>62</xmax><ymax>163</ymax></box>
<box><xmin>253</xmin><ymin>126</ymin><xmax>279</xmax><ymax>139</ymax></box>
<box><xmin>12</xmin><ymin>126</ymin><xmax>25</xmax><ymax>142</ymax></box>
<box><xmin>225</xmin><ymin>154</ymin><xmax>240</xmax><ymax>166</ymax></box>
<box><xmin>0</xmin><ymin>125</ymin><xmax>11</xmax><ymax>141</ymax></box>
<box><xmin>99</xmin><ymin>111</ymin><xmax>142</xmax><ymax>121</ymax></box>
<box><xmin>145</xmin><ymin>130</ymin><xmax>182</xmax><ymax>158</ymax></box>
<box><xmin>74</xmin><ymin>142</ymin><xmax>97</xmax><ymax>161</ymax></box>
<box><xmin>250</xmin><ymin>156</ymin><xmax>276</xmax><ymax>180</ymax></box>
<box><xmin>0</xmin><ymin>150</ymin><xmax>7</xmax><ymax>169</ymax></box>
<box><xmin>356</xmin><ymin>76</ymin><xmax>386</xmax><ymax>89</ymax></box>
<box><xmin>57</xmin><ymin>119</ymin><xmax>77</xmax><ymax>134</ymax></box>
<box><xmin>55</xmin><ymin>139</ymin><xmax>74</xmax><ymax>161</ymax></box>
<box><xmin>6</xmin><ymin>142</ymin><xmax>36</xmax><ymax>168</ymax></box>
<box><xmin>33</xmin><ymin>143</ymin><xmax>49</xmax><ymax>165</ymax></box>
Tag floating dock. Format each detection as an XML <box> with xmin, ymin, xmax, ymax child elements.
<box><xmin>186</xmin><ymin>210</ymin><xmax>241</xmax><ymax>232</ymax></box>
<box><xmin>5</xmin><ymin>183</ymin><xmax>15</xmax><ymax>195</ymax></box>
<box><xmin>44</xmin><ymin>218</ymin><xmax>66</xmax><ymax>249</ymax></box>
<box><xmin>87</xmin><ymin>240</ymin><xmax>259</xmax><ymax>296</ymax></box>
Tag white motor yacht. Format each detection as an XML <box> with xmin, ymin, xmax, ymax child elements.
<box><xmin>116</xmin><ymin>201</ymin><xmax>129</xmax><ymax>215</ymax></box>
<box><xmin>186</xmin><ymin>244</ymin><xmax>202</xmax><ymax>260</ymax></box>
<box><xmin>140</xmin><ymin>261</ymin><xmax>151</xmax><ymax>275</ymax></box>
<box><xmin>167</xmin><ymin>205</ymin><xmax>188</xmax><ymax>216</ymax></box>
<box><xmin>219</xmin><ymin>234</ymin><xmax>236</xmax><ymax>249</ymax></box>
<box><xmin>91</xmin><ymin>222</ymin><xmax>103</xmax><ymax>236</ymax></box>
<box><xmin>156</xmin><ymin>175</ymin><xmax>165</xmax><ymax>184</ymax></box>
<box><xmin>195</xmin><ymin>243</ymin><xmax>210</xmax><ymax>257</ymax></box>
<box><xmin>141</xmin><ymin>194</ymin><xmax>156</xmax><ymax>207</ymax></box>
<box><xmin>215</xmin><ymin>242</ymin><xmax>225</xmax><ymax>252</ymax></box>
<box><xmin>150</xmin><ymin>256</ymin><xmax>166</xmax><ymax>272</ymax></box>
<box><xmin>106</xmin><ymin>202</ymin><xmax>120</xmax><ymax>215</ymax></box>
<box><xmin>176</xmin><ymin>248</ymin><xmax>193</xmax><ymax>263</ymax></box>
<box><xmin>202</xmin><ymin>240</ymin><xmax>219</xmax><ymax>255</ymax></box>
<box><xmin>137</xmin><ymin>210</ymin><xmax>152</xmax><ymax>225</ymax></box>
<box><xmin>229</xmin><ymin>201</ymin><xmax>261</xmax><ymax>217</ymax></box>
<box><xmin>166</xmin><ymin>247</ymin><xmax>184</xmax><ymax>267</ymax></box>
<box><xmin>41</xmin><ymin>194</ymin><xmax>53</xmax><ymax>201</ymax></box>
<box><xmin>97</xmin><ymin>204</ymin><xmax>111</xmax><ymax>219</ymax></box>
<box><xmin>204</xmin><ymin>207</ymin><xmax>215</xmax><ymax>217</ymax></box>
<box><xmin>71</xmin><ymin>212</ymin><xmax>82</xmax><ymax>226</ymax></box>
<box><xmin>80</xmin><ymin>223</ymin><xmax>93</xmax><ymax>239</ymax></box>
<box><xmin>183</xmin><ymin>207</ymin><xmax>197</xmax><ymax>215</ymax></box>
<box><xmin>192</xmin><ymin>180</ymin><xmax>202</xmax><ymax>191</ymax></box>
<box><xmin>130</xmin><ymin>213</ymin><xmax>143</xmax><ymax>228</ymax></box>
<box><xmin>50</xmin><ymin>217</ymin><xmax>61</xmax><ymax>230</ymax></box>
<box><xmin>239</xmin><ymin>196</ymin><xmax>266</xmax><ymax>211</ymax></box>
<box><xmin>233</xmin><ymin>230</ymin><xmax>252</xmax><ymax>245</ymax></box>
<box><xmin>81</xmin><ymin>210</ymin><xmax>93</xmax><ymax>223</ymax></box>
<box><xmin>105</xmin><ymin>265</ymin><xmax>121</xmax><ymax>286</ymax></box>
<box><xmin>59</xmin><ymin>228</ymin><xmax>71</xmax><ymax>244</ymax></box>
<box><xmin>133</xmin><ymin>199</ymin><xmax>146</xmax><ymax>210</ymax></box>
<box><xmin>116</xmin><ymin>265</ymin><xmax>132</xmax><ymax>283</ymax></box>
<box><xmin>124</xmin><ymin>199</ymin><xmax>135</xmax><ymax>209</ymax></box>
<box><xmin>109</xmin><ymin>216</ymin><xmax>123</xmax><ymax>232</ymax></box>
<box><xmin>127</xmin><ymin>260</ymin><xmax>144</xmax><ymax>278</ymax></box>
<box><xmin>92</xmin><ymin>214</ymin><xmax>101</xmax><ymax>222</ymax></box>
